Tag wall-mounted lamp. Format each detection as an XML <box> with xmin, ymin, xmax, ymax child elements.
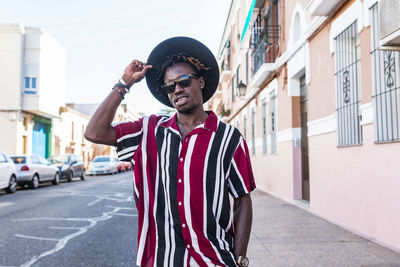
<box><xmin>237</xmin><ymin>80</ymin><xmax>247</xmax><ymax>97</ymax></box>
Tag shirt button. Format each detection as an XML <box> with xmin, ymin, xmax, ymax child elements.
<box><xmin>182</xmin><ymin>223</ymin><xmax>186</xmax><ymax>228</ymax></box>
<box><xmin>178</xmin><ymin>179</ymin><xmax>182</xmax><ymax>183</ymax></box>
<box><xmin>180</xmin><ymin>158</ymin><xmax>183</xmax><ymax>162</ymax></box>
<box><xmin>187</xmin><ymin>244</ymin><xmax>190</xmax><ymax>249</ymax></box>
<box><xmin>178</xmin><ymin>201</ymin><xmax>182</xmax><ymax>206</ymax></box>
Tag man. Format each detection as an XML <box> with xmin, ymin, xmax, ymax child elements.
<box><xmin>85</xmin><ymin>37</ymin><xmax>255</xmax><ymax>267</ymax></box>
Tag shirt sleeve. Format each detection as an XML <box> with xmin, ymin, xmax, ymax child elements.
<box><xmin>112</xmin><ymin>118</ymin><xmax>143</xmax><ymax>162</ymax></box>
<box><xmin>227</xmin><ymin>137</ymin><xmax>256</xmax><ymax>198</ymax></box>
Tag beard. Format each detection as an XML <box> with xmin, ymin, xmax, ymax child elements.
<box><xmin>175</xmin><ymin>102</ymin><xmax>197</xmax><ymax>114</ymax></box>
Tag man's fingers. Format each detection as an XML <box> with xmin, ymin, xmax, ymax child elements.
<box><xmin>141</xmin><ymin>65</ymin><xmax>152</xmax><ymax>74</ymax></box>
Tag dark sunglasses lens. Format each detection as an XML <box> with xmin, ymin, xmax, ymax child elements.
<box><xmin>164</xmin><ymin>84</ymin><xmax>176</xmax><ymax>94</ymax></box>
<box><xmin>176</xmin><ymin>76</ymin><xmax>192</xmax><ymax>88</ymax></box>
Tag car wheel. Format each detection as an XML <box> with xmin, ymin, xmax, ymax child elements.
<box><xmin>6</xmin><ymin>175</ymin><xmax>17</xmax><ymax>193</ymax></box>
<box><xmin>67</xmin><ymin>170</ymin><xmax>73</xmax><ymax>182</ymax></box>
<box><xmin>30</xmin><ymin>174</ymin><xmax>39</xmax><ymax>189</ymax></box>
<box><xmin>52</xmin><ymin>172</ymin><xmax>60</xmax><ymax>185</ymax></box>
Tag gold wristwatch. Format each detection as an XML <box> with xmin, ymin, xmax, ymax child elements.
<box><xmin>237</xmin><ymin>256</ymin><xmax>249</xmax><ymax>267</ymax></box>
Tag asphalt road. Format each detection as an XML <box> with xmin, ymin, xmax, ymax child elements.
<box><xmin>0</xmin><ymin>171</ymin><xmax>138</xmax><ymax>267</ymax></box>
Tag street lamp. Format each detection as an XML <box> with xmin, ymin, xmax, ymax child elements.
<box><xmin>237</xmin><ymin>80</ymin><xmax>247</xmax><ymax>97</ymax></box>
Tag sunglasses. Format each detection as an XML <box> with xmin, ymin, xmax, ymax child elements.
<box><xmin>161</xmin><ymin>74</ymin><xmax>200</xmax><ymax>94</ymax></box>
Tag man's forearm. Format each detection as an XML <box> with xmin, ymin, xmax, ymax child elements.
<box><xmin>233</xmin><ymin>193</ymin><xmax>253</xmax><ymax>257</ymax></box>
<box><xmin>84</xmin><ymin>89</ymin><xmax>122</xmax><ymax>145</ymax></box>
<box><xmin>84</xmin><ymin>60</ymin><xmax>151</xmax><ymax>146</ymax></box>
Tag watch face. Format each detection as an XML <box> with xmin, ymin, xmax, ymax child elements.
<box><xmin>239</xmin><ymin>256</ymin><xmax>249</xmax><ymax>267</ymax></box>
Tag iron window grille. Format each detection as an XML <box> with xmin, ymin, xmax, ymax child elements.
<box><xmin>251</xmin><ymin>108</ymin><xmax>256</xmax><ymax>155</ymax></box>
<box><xmin>334</xmin><ymin>21</ymin><xmax>363</xmax><ymax>146</ymax></box>
<box><xmin>270</xmin><ymin>95</ymin><xmax>277</xmax><ymax>154</ymax></box>
<box><xmin>370</xmin><ymin>4</ymin><xmax>400</xmax><ymax>142</ymax></box>
<box><xmin>262</xmin><ymin>100</ymin><xmax>268</xmax><ymax>154</ymax></box>
<box><xmin>232</xmin><ymin>76</ymin><xmax>235</xmax><ymax>102</ymax></box>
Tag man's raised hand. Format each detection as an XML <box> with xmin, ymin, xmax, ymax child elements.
<box><xmin>122</xmin><ymin>59</ymin><xmax>152</xmax><ymax>87</ymax></box>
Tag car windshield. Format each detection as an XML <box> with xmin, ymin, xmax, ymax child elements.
<box><xmin>93</xmin><ymin>157</ymin><xmax>110</xmax><ymax>162</ymax></box>
<box><xmin>11</xmin><ymin>156</ymin><xmax>26</xmax><ymax>164</ymax></box>
<box><xmin>49</xmin><ymin>155</ymin><xmax>69</xmax><ymax>164</ymax></box>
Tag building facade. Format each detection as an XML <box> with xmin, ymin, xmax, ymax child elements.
<box><xmin>210</xmin><ymin>0</ymin><xmax>400</xmax><ymax>251</ymax></box>
<box><xmin>0</xmin><ymin>24</ymin><xmax>141</xmax><ymax>167</ymax></box>
<box><xmin>0</xmin><ymin>24</ymin><xmax>66</xmax><ymax>159</ymax></box>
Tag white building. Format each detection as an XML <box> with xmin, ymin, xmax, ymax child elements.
<box><xmin>0</xmin><ymin>24</ymin><xmax>66</xmax><ymax>158</ymax></box>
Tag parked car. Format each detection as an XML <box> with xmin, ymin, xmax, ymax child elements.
<box><xmin>123</xmin><ymin>161</ymin><xmax>132</xmax><ymax>171</ymax></box>
<box><xmin>11</xmin><ymin>154</ymin><xmax>60</xmax><ymax>189</ymax></box>
<box><xmin>0</xmin><ymin>152</ymin><xmax>17</xmax><ymax>193</ymax></box>
<box><xmin>115</xmin><ymin>158</ymin><xmax>132</xmax><ymax>172</ymax></box>
<box><xmin>48</xmin><ymin>154</ymin><xmax>85</xmax><ymax>182</ymax></box>
<box><xmin>87</xmin><ymin>156</ymin><xmax>118</xmax><ymax>176</ymax></box>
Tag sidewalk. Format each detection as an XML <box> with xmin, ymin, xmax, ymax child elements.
<box><xmin>248</xmin><ymin>189</ymin><xmax>400</xmax><ymax>267</ymax></box>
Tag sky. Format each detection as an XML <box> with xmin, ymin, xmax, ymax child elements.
<box><xmin>0</xmin><ymin>0</ymin><xmax>232</xmax><ymax>115</ymax></box>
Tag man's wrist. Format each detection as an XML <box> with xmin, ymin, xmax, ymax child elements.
<box><xmin>120</xmin><ymin>75</ymin><xmax>135</xmax><ymax>90</ymax></box>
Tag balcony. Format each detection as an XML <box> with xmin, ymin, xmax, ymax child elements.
<box><xmin>308</xmin><ymin>0</ymin><xmax>345</xmax><ymax>16</ymax></box>
<box><xmin>220</xmin><ymin>58</ymin><xmax>231</xmax><ymax>82</ymax></box>
<box><xmin>250</xmin><ymin>25</ymin><xmax>280</xmax><ymax>88</ymax></box>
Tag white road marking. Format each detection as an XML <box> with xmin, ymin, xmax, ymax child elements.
<box><xmin>106</xmin><ymin>205</ymin><xmax>134</xmax><ymax>210</ymax></box>
<box><xmin>49</xmin><ymin>226</ymin><xmax>82</xmax><ymax>230</ymax></box>
<box><xmin>0</xmin><ymin>202</ymin><xmax>14</xmax><ymax>208</ymax></box>
<box><xmin>108</xmin><ymin>212</ymin><xmax>137</xmax><ymax>217</ymax></box>
<box><xmin>14</xmin><ymin>206</ymin><xmax>134</xmax><ymax>267</ymax></box>
<box><xmin>87</xmin><ymin>197</ymin><xmax>105</xmax><ymax>206</ymax></box>
<box><xmin>14</xmin><ymin>234</ymin><xmax>59</xmax><ymax>242</ymax></box>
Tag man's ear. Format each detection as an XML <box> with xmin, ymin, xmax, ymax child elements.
<box><xmin>199</xmin><ymin>76</ymin><xmax>205</xmax><ymax>89</ymax></box>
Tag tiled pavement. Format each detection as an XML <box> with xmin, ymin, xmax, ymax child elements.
<box><xmin>247</xmin><ymin>190</ymin><xmax>400</xmax><ymax>267</ymax></box>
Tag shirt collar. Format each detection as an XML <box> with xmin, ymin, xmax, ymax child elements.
<box><xmin>159</xmin><ymin>111</ymin><xmax>218</xmax><ymax>132</ymax></box>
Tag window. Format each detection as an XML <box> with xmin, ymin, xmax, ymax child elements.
<box><xmin>82</xmin><ymin>125</ymin><xmax>85</xmax><ymax>143</ymax></box>
<box><xmin>251</xmin><ymin>107</ymin><xmax>256</xmax><ymax>155</ymax></box>
<box><xmin>334</xmin><ymin>21</ymin><xmax>362</xmax><ymax>146</ymax></box>
<box><xmin>236</xmin><ymin>66</ymin><xmax>240</xmax><ymax>88</ymax></box>
<box><xmin>232</xmin><ymin>76</ymin><xmax>235</xmax><ymax>102</ymax></box>
<box><xmin>370</xmin><ymin>4</ymin><xmax>400</xmax><ymax>142</ymax></box>
<box><xmin>262</xmin><ymin>100</ymin><xmax>267</xmax><ymax>154</ymax></box>
<box><xmin>246</xmin><ymin>51</ymin><xmax>249</xmax><ymax>84</ymax></box>
<box><xmin>71</xmin><ymin>121</ymin><xmax>75</xmax><ymax>141</ymax></box>
<box><xmin>270</xmin><ymin>95</ymin><xmax>277</xmax><ymax>153</ymax></box>
<box><xmin>243</xmin><ymin>114</ymin><xmax>247</xmax><ymax>140</ymax></box>
<box><xmin>25</xmin><ymin>77</ymin><xmax>30</xmax><ymax>88</ymax></box>
<box><xmin>24</xmin><ymin>76</ymin><xmax>38</xmax><ymax>95</ymax></box>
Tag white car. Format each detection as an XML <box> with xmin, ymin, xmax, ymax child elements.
<box><xmin>11</xmin><ymin>154</ymin><xmax>60</xmax><ymax>189</ymax></box>
<box><xmin>0</xmin><ymin>152</ymin><xmax>17</xmax><ymax>193</ymax></box>
<box><xmin>87</xmin><ymin>156</ymin><xmax>119</xmax><ymax>175</ymax></box>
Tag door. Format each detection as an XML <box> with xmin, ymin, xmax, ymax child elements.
<box><xmin>32</xmin><ymin>122</ymin><xmax>47</xmax><ymax>159</ymax></box>
<box><xmin>300</xmin><ymin>75</ymin><xmax>310</xmax><ymax>201</ymax></box>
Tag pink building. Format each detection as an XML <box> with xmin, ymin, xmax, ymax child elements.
<box><xmin>209</xmin><ymin>0</ymin><xmax>400</xmax><ymax>252</ymax></box>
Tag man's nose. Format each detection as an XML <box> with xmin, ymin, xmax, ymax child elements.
<box><xmin>173</xmin><ymin>83</ymin><xmax>185</xmax><ymax>94</ymax></box>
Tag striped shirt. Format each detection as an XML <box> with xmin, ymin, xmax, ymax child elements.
<box><xmin>114</xmin><ymin>111</ymin><xmax>256</xmax><ymax>267</ymax></box>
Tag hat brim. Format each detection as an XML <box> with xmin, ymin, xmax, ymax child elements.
<box><xmin>146</xmin><ymin>36</ymin><xmax>219</xmax><ymax>108</ymax></box>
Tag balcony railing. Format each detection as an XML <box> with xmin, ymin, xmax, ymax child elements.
<box><xmin>251</xmin><ymin>25</ymin><xmax>280</xmax><ymax>76</ymax></box>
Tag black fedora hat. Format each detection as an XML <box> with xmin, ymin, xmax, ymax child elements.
<box><xmin>146</xmin><ymin>36</ymin><xmax>219</xmax><ymax>108</ymax></box>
